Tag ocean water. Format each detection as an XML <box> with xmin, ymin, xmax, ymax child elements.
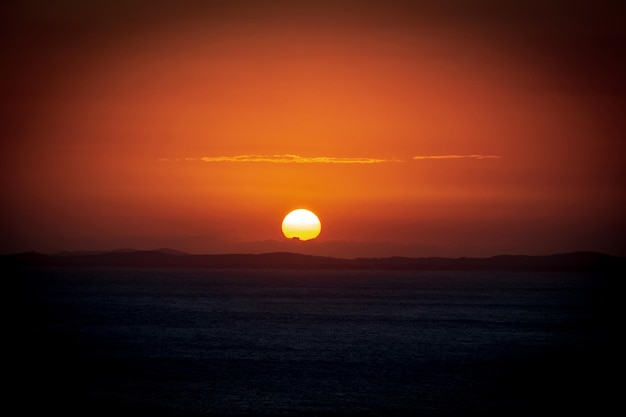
<box><xmin>21</xmin><ymin>268</ymin><xmax>617</xmax><ymax>416</ymax></box>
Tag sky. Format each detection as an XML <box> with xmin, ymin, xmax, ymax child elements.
<box><xmin>1</xmin><ymin>0</ymin><xmax>625</xmax><ymax>257</ymax></box>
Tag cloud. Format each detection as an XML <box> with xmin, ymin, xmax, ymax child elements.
<box><xmin>192</xmin><ymin>154</ymin><xmax>399</xmax><ymax>164</ymax></box>
<box><xmin>159</xmin><ymin>154</ymin><xmax>501</xmax><ymax>164</ymax></box>
<box><xmin>412</xmin><ymin>155</ymin><xmax>502</xmax><ymax>160</ymax></box>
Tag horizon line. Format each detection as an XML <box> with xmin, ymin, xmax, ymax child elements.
<box><xmin>4</xmin><ymin>247</ymin><xmax>618</xmax><ymax>259</ymax></box>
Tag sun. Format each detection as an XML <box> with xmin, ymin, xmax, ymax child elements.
<box><xmin>281</xmin><ymin>209</ymin><xmax>321</xmax><ymax>241</ymax></box>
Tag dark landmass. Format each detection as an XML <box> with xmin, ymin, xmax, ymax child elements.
<box><xmin>55</xmin><ymin>247</ymin><xmax>187</xmax><ymax>257</ymax></box>
<box><xmin>3</xmin><ymin>249</ymin><xmax>624</xmax><ymax>271</ymax></box>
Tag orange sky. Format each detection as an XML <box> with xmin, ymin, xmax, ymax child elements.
<box><xmin>1</xmin><ymin>1</ymin><xmax>625</xmax><ymax>257</ymax></box>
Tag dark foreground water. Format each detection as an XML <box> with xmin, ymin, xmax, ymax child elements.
<box><xmin>20</xmin><ymin>268</ymin><xmax>617</xmax><ymax>416</ymax></box>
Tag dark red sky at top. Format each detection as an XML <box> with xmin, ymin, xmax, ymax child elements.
<box><xmin>1</xmin><ymin>0</ymin><xmax>624</xmax><ymax>257</ymax></box>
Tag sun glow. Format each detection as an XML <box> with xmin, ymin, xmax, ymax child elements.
<box><xmin>281</xmin><ymin>209</ymin><xmax>321</xmax><ymax>241</ymax></box>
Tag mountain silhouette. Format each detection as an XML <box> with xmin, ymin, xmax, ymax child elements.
<box><xmin>3</xmin><ymin>249</ymin><xmax>624</xmax><ymax>272</ymax></box>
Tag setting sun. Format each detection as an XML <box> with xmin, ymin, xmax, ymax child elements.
<box><xmin>282</xmin><ymin>209</ymin><xmax>321</xmax><ymax>241</ymax></box>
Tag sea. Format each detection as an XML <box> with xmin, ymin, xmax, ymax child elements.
<box><xmin>19</xmin><ymin>267</ymin><xmax>617</xmax><ymax>416</ymax></box>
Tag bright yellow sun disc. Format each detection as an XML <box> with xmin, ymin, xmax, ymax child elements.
<box><xmin>281</xmin><ymin>209</ymin><xmax>321</xmax><ymax>241</ymax></box>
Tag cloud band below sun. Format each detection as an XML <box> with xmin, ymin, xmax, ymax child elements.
<box><xmin>160</xmin><ymin>154</ymin><xmax>501</xmax><ymax>164</ymax></box>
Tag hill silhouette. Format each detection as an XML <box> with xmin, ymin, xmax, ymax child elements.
<box><xmin>3</xmin><ymin>249</ymin><xmax>624</xmax><ymax>272</ymax></box>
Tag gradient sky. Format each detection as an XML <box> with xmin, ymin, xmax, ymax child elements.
<box><xmin>1</xmin><ymin>0</ymin><xmax>624</xmax><ymax>257</ymax></box>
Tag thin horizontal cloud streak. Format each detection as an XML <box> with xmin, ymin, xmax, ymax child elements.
<box><xmin>190</xmin><ymin>154</ymin><xmax>398</xmax><ymax>164</ymax></box>
<box><xmin>160</xmin><ymin>154</ymin><xmax>501</xmax><ymax>164</ymax></box>
<box><xmin>412</xmin><ymin>155</ymin><xmax>502</xmax><ymax>160</ymax></box>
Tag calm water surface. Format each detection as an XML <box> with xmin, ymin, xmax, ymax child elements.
<box><xmin>22</xmin><ymin>268</ymin><xmax>617</xmax><ymax>416</ymax></box>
